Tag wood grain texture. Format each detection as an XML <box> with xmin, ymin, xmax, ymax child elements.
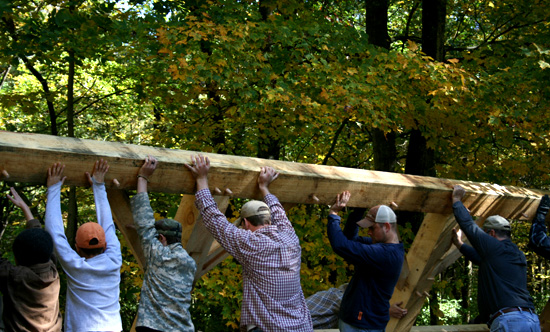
<box><xmin>0</xmin><ymin>131</ymin><xmax>547</xmax><ymax>219</ymax></box>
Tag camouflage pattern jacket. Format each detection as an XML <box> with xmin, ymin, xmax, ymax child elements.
<box><xmin>131</xmin><ymin>192</ymin><xmax>197</xmax><ymax>332</ymax></box>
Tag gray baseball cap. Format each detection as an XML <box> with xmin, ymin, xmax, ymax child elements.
<box><xmin>483</xmin><ymin>215</ymin><xmax>510</xmax><ymax>231</ymax></box>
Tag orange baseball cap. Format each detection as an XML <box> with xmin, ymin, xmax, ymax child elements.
<box><xmin>75</xmin><ymin>222</ymin><xmax>106</xmax><ymax>249</ymax></box>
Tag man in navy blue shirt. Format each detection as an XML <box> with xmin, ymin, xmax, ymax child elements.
<box><xmin>529</xmin><ymin>194</ymin><xmax>550</xmax><ymax>259</ymax></box>
<box><xmin>327</xmin><ymin>191</ymin><xmax>404</xmax><ymax>332</ymax></box>
<box><xmin>451</xmin><ymin>185</ymin><xmax>538</xmax><ymax>332</ymax></box>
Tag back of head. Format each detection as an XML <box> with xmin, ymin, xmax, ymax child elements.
<box><xmin>238</xmin><ymin>200</ymin><xmax>271</xmax><ymax>227</ymax></box>
<box><xmin>155</xmin><ymin>219</ymin><xmax>182</xmax><ymax>245</ymax></box>
<box><xmin>13</xmin><ymin>228</ymin><xmax>53</xmax><ymax>266</ymax></box>
<box><xmin>483</xmin><ymin>215</ymin><xmax>511</xmax><ymax>237</ymax></box>
<box><xmin>76</xmin><ymin>222</ymin><xmax>106</xmax><ymax>257</ymax></box>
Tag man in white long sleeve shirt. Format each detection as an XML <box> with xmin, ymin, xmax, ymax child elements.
<box><xmin>45</xmin><ymin>160</ymin><xmax>122</xmax><ymax>332</ymax></box>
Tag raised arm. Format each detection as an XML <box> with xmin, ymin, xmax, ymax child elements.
<box><xmin>451</xmin><ymin>185</ymin><xmax>490</xmax><ymax>253</ymax></box>
<box><xmin>257</xmin><ymin>166</ymin><xmax>291</xmax><ymax>229</ymax></box>
<box><xmin>7</xmin><ymin>187</ymin><xmax>41</xmax><ymax>228</ymax></box>
<box><xmin>529</xmin><ymin>194</ymin><xmax>550</xmax><ymax>259</ymax></box>
<box><xmin>45</xmin><ymin>163</ymin><xmax>78</xmax><ymax>263</ymax></box>
<box><xmin>86</xmin><ymin>159</ymin><xmax>121</xmax><ymax>260</ymax></box>
<box><xmin>131</xmin><ymin>156</ymin><xmax>160</xmax><ymax>265</ymax></box>
<box><xmin>137</xmin><ymin>156</ymin><xmax>157</xmax><ymax>194</ymax></box>
<box><xmin>328</xmin><ymin>191</ymin><xmax>369</xmax><ymax>243</ymax></box>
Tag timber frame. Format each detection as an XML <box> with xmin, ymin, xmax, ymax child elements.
<box><xmin>1</xmin><ymin>130</ymin><xmax>548</xmax><ymax>332</ymax></box>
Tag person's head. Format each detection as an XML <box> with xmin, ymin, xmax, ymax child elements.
<box><xmin>236</xmin><ymin>200</ymin><xmax>271</xmax><ymax>231</ymax></box>
<box><xmin>155</xmin><ymin>219</ymin><xmax>182</xmax><ymax>246</ymax></box>
<box><xmin>13</xmin><ymin>228</ymin><xmax>54</xmax><ymax>266</ymax></box>
<box><xmin>357</xmin><ymin>205</ymin><xmax>398</xmax><ymax>244</ymax></box>
<box><xmin>483</xmin><ymin>215</ymin><xmax>511</xmax><ymax>239</ymax></box>
<box><xmin>75</xmin><ymin>222</ymin><xmax>106</xmax><ymax>258</ymax></box>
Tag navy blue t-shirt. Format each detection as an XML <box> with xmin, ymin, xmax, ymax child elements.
<box><xmin>327</xmin><ymin>211</ymin><xmax>404</xmax><ymax>329</ymax></box>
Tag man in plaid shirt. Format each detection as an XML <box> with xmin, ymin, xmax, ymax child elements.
<box><xmin>186</xmin><ymin>155</ymin><xmax>313</xmax><ymax>332</ymax></box>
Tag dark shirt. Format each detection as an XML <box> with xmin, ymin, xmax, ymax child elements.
<box><xmin>528</xmin><ymin>195</ymin><xmax>550</xmax><ymax>259</ymax></box>
<box><xmin>0</xmin><ymin>220</ymin><xmax>62</xmax><ymax>331</ymax></box>
<box><xmin>453</xmin><ymin>201</ymin><xmax>535</xmax><ymax>322</ymax></box>
<box><xmin>327</xmin><ymin>210</ymin><xmax>404</xmax><ymax>329</ymax></box>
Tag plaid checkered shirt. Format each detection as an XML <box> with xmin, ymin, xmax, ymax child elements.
<box><xmin>305</xmin><ymin>283</ymin><xmax>348</xmax><ymax>329</ymax></box>
<box><xmin>195</xmin><ymin>189</ymin><xmax>313</xmax><ymax>332</ymax></box>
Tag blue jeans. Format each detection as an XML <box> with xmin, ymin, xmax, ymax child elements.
<box><xmin>490</xmin><ymin>310</ymin><xmax>540</xmax><ymax>332</ymax></box>
<box><xmin>338</xmin><ymin>319</ymin><xmax>385</xmax><ymax>332</ymax></box>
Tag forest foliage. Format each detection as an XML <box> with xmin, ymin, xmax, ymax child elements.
<box><xmin>1</xmin><ymin>0</ymin><xmax>550</xmax><ymax>330</ymax></box>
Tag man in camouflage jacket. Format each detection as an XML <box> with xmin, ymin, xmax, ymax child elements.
<box><xmin>132</xmin><ymin>156</ymin><xmax>197</xmax><ymax>332</ymax></box>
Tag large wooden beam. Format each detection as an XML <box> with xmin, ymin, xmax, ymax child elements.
<box><xmin>0</xmin><ymin>131</ymin><xmax>547</xmax><ymax>219</ymax></box>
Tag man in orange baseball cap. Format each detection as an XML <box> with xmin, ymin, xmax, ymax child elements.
<box><xmin>45</xmin><ymin>159</ymin><xmax>122</xmax><ymax>332</ymax></box>
<box><xmin>75</xmin><ymin>222</ymin><xmax>107</xmax><ymax>258</ymax></box>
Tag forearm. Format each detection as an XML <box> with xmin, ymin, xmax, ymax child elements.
<box><xmin>130</xmin><ymin>192</ymin><xmax>157</xmax><ymax>262</ymax></box>
<box><xmin>453</xmin><ymin>201</ymin><xmax>483</xmax><ymax>242</ymax></box>
<box><xmin>93</xmin><ymin>179</ymin><xmax>114</xmax><ymax>229</ymax></box>
<box><xmin>259</xmin><ymin>185</ymin><xmax>270</xmax><ymax>198</ymax></box>
<box><xmin>137</xmin><ymin>177</ymin><xmax>148</xmax><ymax>193</ymax></box>
<box><xmin>265</xmin><ymin>194</ymin><xmax>291</xmax><ymax>228</ymax></box>
<box><xmin>343</xmin><ymin>208</ymin><xmax>366</xmax><ymax>239</ymax></box>
<box><xmin>20</xmin><ymin>205</ymin><xmax>34</xmax><ymax>222</ymax></box>
<box><xmin>45</xmin><ymin>182</ymin><xmax>64</xmax><ymax>236</ymax></box>
<box><xmin>459</xmin><ymin>243</ymin><xmax>482</xmax><ymax>265</ymax></box>
<box><xmin>45</xmin><ymin>182</ymin><xmax>74</xmax><ymax>259</ymax></box>
<box><xmin>93</xmin><ymin>179</ymin><xmax>120</xmax><ymax>254</ymax></box>
<box><xmin>195</xmin><ymin>188</ymin><xmax>239</xmax><ymax>256</ymax></box>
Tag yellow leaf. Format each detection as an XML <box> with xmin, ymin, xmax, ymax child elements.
<box><xmin>407</xmin><ymin>40</ymin><xmax>418</xmax><ymax>52</ymax></box>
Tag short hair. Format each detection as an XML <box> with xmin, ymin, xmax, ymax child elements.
<box><xmin>160</xmin><ymin>234</ymin><xmax>180</xmax><ymax>245</ymax></box>
<box><xmin>13</xmin><ymin>228</ymin><xmax>53</xmax><ymax>266</ymax></box>
<box><xmin>245</xmin><ymin>212</ymin><xmax>271</xmax><ymax>227</ymax></box>
<box><xmin>493</xmin><ymin>229</ymin><xmax>511</xmax><ymax>238</ymax></box>
<box><xmin>78</xmin><ymin>246</ymin><xmax>105</xmax><ymax>257</ymax></box>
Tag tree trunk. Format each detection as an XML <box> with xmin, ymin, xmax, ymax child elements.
<box><xmin>66</xmin><ymin>48</ymin><xmax>78</xmax><ymax>247</ymax></box>
<box><xmin>422</xmin><ymin>0</ymin><xmax>447</xmax><ymax>62</ymax></box>
<box><xmin>372</xmin><ymin>129</ymin><xmax>397</xmax><ymax>172</ymax></box>
<box><xmin>365</xmin><ymin>0</ymin><xmax>390</xmax><ymax>49</ymax></box>
<box><xmin>256</xmin><ymin>0</ymin><xmax>280</xmax><ymax>160</ymax></box>
<box><xmin>364</xmin><ymin>0</ymin><xmax>396</xmax><ymax>173</ymax></box>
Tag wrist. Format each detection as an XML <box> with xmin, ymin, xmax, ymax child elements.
<box><xmin>196</xmin><ymin>177</ymin><xmax>209</xmax><ymax>191</ymax></box>
<box><xmin>259</xmin><ymin>186</ymin><xmax>270</xmax><ymax>197</ymax></box>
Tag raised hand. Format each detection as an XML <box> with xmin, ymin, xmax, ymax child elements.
<box><xmin>47</xmin><ymin>163</ymin><xmax>66</xmax><ymax>187</ymax></box>
<box><xmin>86</xmin><ymin>159</ymin><xmax>109</xmax><ymax>185</ymax></box>
<box><xmin>329</xmin><ymin>191</ymin><xmax>351</xmax><ymax>215</ymax></box>
<box><xmin>139</xmin><ymin>156</ymin><xmax>158</xmax><ymax>180</ymax></box>
<box><xmin>185</xmin><ymin>155</ymin><xmax>210</xmax><ymax>180</ymax></box>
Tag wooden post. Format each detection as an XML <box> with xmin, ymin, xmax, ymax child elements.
<box><xmin>387</xmin><ymin>213</ymin><xmax>458</xmax><ymax>332</ymax></box>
